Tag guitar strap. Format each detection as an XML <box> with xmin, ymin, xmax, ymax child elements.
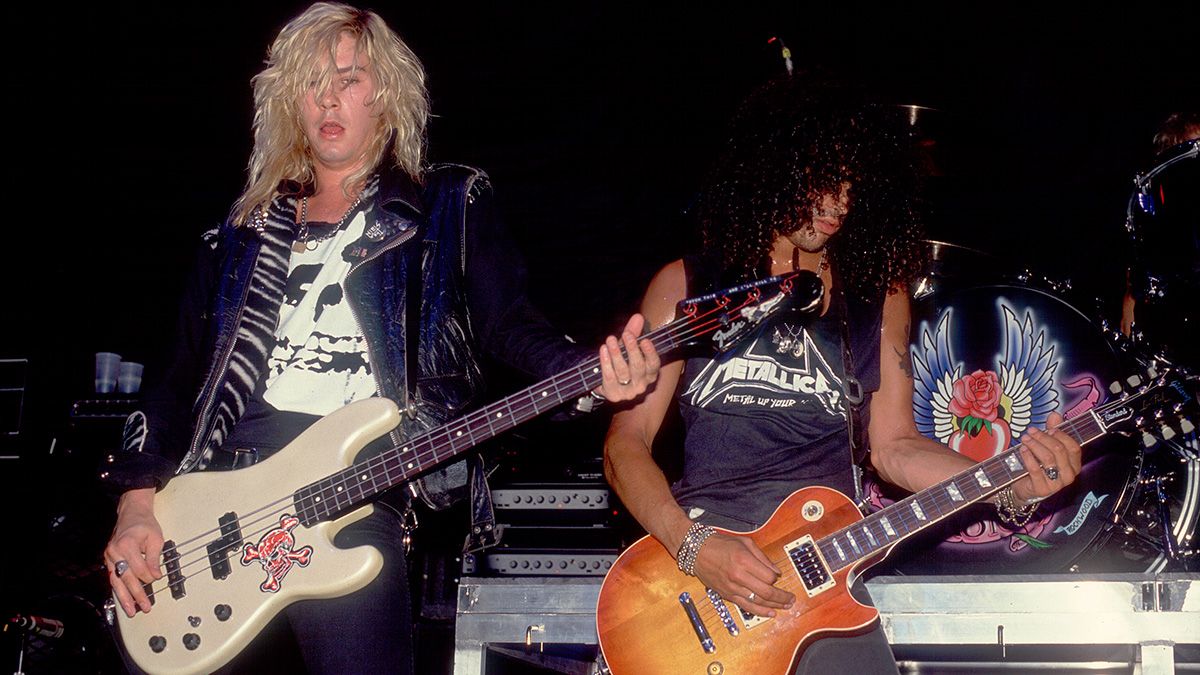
<box><xmin>830</xmin><ymin>260</ymin><xmax>869</xmax><ymax>508</ymax></box>
<box><xmin>402</xmin><ymin>230</ymin><xmax>422</xmax><ymax>421</ymax></box>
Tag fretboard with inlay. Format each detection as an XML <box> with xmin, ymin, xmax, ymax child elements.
<box><xmin>818</xmin><ymin>407</ymin><xmax>1108</xmax><ymax>570</ymax></box>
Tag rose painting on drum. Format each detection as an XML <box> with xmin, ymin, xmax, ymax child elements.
<box><xmin>896</xmin><ymin>296</ymin><xmax>1109</xmax><ymax>559</ymax></box>
<box><xmin>946</xmin><ymin>369</ymin><xmax>1011</xmax><ymax>462</ymax></box>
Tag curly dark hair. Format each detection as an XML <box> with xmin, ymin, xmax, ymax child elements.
<box><xmin>696</xmin><ymin>74</ymin><xmax>928</xmax><ymax>300</ymax></box>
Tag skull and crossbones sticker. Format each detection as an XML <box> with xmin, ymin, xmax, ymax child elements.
<box><xmin>241</xmin><ymin>514</ymin><xmax>314</xmax><ymax>593</ymax></box>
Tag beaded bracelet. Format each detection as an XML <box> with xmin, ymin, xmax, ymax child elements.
<box><xmin>676</xmin><ymin>522</ymin><xmax>715</xmax><ymax>576</ymax></box>
<box><xmin>995</xmin><ymin>486</ymin><xmax>1039</xmax><ymax>527</ymax></box>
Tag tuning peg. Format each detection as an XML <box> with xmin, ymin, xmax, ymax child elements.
<box><xmin>1127</xmin><ymin>374</ymin><xmax>1143</xmax><ymax>388</ymax></box>
<box><xmin>1161</xmin><ymin>425</ymin><xmax>1177</xmax><ymax>441</ymax></box>
<box><xmin>1110</xmin><ymin>381</ymin><xmax>1123</xmax><ymax>395</ymax></box>
<box><xmin>1142</xmin><ymin>431</ymin><xmax>1158</xmax><ymax>448</ymax></box>
<box><xmin>1147</xmin><ymin>364</ymin><xmax>1159</xmax><ymax>378</ymax></box>
<box><xmin>1182</xmin><ymin>419</ymin><xmax>1195</xmax><ymax>434</ymax></box>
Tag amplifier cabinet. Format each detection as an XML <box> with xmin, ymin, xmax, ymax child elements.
<box><xmin>493</xmin><ymin>486</ymin><xmax>610</xmax><ymax>510</ymax></box>
<box><xmin>463</xmin><ymin>550</ymin><xmax>616</xmax><ymax>577</ymax></box>
<box><xmin>462</xmin><ymin>524</ymin><xmax>624</xmax><ymax>577</ymax></box>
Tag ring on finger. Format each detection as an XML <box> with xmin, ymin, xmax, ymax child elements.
<box><xmin>114</xmin><ymin>560</ymin><xmax>129</xmax><ymax>578</ymax></box>
<box><xmin>747</xmin><ymin>591</ymin><xmax>756</xmax><ymax>602</ymax></box>
<box><xmin>618</xmin><ymin>378</ymin><xmax>631</xmax><ymax>386</ymax></box>
<box><xmin>1043</xmin><ymin>466</ymin><xmax>1060</xmax><ymax>481</ymax></box>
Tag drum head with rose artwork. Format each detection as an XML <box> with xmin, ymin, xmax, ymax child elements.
<box><xmin>868</xmin><ymin>283</ymin><xmax>1146</xmax><ymax>575</ymax></box>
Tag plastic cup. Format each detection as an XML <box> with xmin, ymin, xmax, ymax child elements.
<box><xmin>95</xmin><ymin>352</ymin><xmax>122</xmax><ymax>394</ymax></box>
<box><xmin>118</xmin><ymin>361</ymin><xmax>145</xmax><ymax>394</ymax></box>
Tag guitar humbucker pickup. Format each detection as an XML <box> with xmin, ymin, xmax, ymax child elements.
<box><xmin>784</xmin><ymin>534</ymin><xmax>835</xmax><ymax>598</ymax></box>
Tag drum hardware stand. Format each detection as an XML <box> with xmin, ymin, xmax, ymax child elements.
<box><xmin>7</xmin><ymin>626</ymin><xmax>28</xmax><ymax>675</ymax></box>
<box><xmin>1153</xmin><ymin>475</ymin><xmax>1182</xmax><ymax>561</ymax></box>
<box><xmin>1157</xmin><ymin>435</ymin><xmax>1200</xmax><ymax>571</ymax></box>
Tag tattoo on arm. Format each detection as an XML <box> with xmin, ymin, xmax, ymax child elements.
<box><xmin>893</xmin><ymin>344</ymin><xmax>914</xmax><ymax>379</ymax></box>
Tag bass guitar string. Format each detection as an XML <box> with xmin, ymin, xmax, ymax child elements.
<box><xmin>131</xmin><ymin>282</ymin><xmax>798</xmax><ymax>600</ymax></box>
<box><xmin>156</xmin><ymin>287</ymin><xmax>748</xmax><ymax>562</ymax></box>
<box><xmin>138</xmin><ymin>302</ymin><xmax>749</xmax><ymax>596</ymax></box>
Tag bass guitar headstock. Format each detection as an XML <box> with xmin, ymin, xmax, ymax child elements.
<box><xmin>675</xmin><ymin>271</ymin><xmax>823</xmax><ymax>354</ymax></box>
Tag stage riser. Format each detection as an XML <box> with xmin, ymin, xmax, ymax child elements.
<box><xmin>453</xmin><ymin>574</ymin><xmax>1199</xmax><ymax>675</ymax></box>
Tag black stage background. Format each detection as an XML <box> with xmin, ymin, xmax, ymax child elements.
<box><xmin>2</xmin><ymin>1</ymin><xmax>1197</xmax><ymax>670</ymax></box>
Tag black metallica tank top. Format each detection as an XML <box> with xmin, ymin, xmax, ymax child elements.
<box><xmin>671</xmin><ymin>257</ymin><xmax>883</xmax><ymax>530</ymax></box>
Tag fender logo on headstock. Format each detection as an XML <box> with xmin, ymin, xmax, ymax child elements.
<box><xmin>713</xmin><ymin>320</ymin><xmax>748</xmax><ymax>352</ymax></box>
<box><xmin>711</xmin><ymin>292</ymin><xmax>791</xmax><ymax>352</ymax></box>
<box><xmin>1100</xmin><ymin>406</ymin><xmax>1133</xmax><ymax>426</ymax></box>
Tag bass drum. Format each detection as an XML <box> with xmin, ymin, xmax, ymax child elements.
<box><xmin>869</xmin><ymin>269</ymin><xmax>1198</xmax><ymax>574</ymax></box>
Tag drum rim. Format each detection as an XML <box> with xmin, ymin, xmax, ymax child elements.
<box><xmin>914</xmin><ymin>282</ymin><xmax>1108</xmax><ymax>331</ymax></box>
<box><xmin>1065</xmin><ymin>445</ymin><xmax>1147</xmax><ymax>570</ymax></box>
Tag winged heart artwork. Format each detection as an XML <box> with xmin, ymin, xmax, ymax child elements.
<box><xmin>864</xmin><ymin>292</ymin><xmax>1116</xmax><ymax>570</ymax></box>
<box><xmin>912</xmin><ymin>303</ymin><xmax>1063</xmax><ymax>464</ymax></box>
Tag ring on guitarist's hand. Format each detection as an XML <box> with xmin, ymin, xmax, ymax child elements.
<box><xmin>747</xmin><ymin>592</ymin><xmax>755</xmax><ymax>602</ymax></box>
<box><xmin>114</xmin><ymin>560</ymin><xmax>129</xmax><ymax>578</ymax></box>
<box><xmin>618</xmin><ymin>378</ymin><xmax>631</xmax><ymax>386</ymax></box>
<box><xmin>1043</xmin><ymin>466</ymin><xmax>1060</xmax><ymax>481</ymax></box>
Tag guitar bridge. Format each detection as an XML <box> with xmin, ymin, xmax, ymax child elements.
<box><xmin>677</xmin><ymin>592</ymin><xmax>716</xmax><ymax>653</ymax></box>
<box><xmin>704</xmin><ymin>588</ymin><xmax>740</xmax><ymax>636</ymax></box>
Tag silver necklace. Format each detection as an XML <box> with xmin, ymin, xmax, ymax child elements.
<box><xmin>293</xmin><ymin>195</ymin><xmax>363</xmax><ymax>253</ymax></box>
<box><xmin>788</xmin><ymin>246</ymin><xmax>828</xmax><ymax>272</ymax></box>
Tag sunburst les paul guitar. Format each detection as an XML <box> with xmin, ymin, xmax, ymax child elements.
<box><xmin>114</xmin><ymin>272</ymin><xmax>822</xmax><ymax>675</ymax></box>
<box><xmin>596</xmin><ymin>366</ymin><xmax>1197</xmax><ymax>675</ymax></box>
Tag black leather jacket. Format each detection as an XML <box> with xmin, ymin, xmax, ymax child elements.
<box><xmin>106</xmin><ymin>164</ymin><xmax>589</xmax><ymax>491</ymax></box>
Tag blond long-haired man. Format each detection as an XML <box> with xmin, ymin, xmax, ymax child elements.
<box><xmin>102</xmin><ymin>4</ymin><xmax>657</xmax><ymax>671</ymax></box>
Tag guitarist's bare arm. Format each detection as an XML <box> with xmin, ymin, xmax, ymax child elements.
<box><xmin>604</xmin><ymin>260</ymin><xmax>794</xmax><ymax>618</ymax></box>
<box><xmin>604</xmin><ymin>262</ymin><xmax>690</xmax><ymax>553</ymax></box>
<box><xmin>866</xmin><ymin>290</ymin><xmax>1083</xmax><ymax>502</ymax></box>
<box><xmin>105</xmin><ymin>487</ymin><xmax>165</xmax><ymax>617</ymax></box>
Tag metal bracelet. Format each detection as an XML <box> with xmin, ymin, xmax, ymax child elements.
<box><xmin>676</xmin><ymin>522</ymin><xmax>715</xmax><ymax>576</ymax></box>
<box><xmin>994</xmin><ymin>486</ymin><xmax>1039</xmax><ymax>527</ymax></box>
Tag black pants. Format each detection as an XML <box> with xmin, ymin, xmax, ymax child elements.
<box><xmin>793</xmin><ymin>581</ymin><xmax>898</xmax><ymax>675</ymax></box>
